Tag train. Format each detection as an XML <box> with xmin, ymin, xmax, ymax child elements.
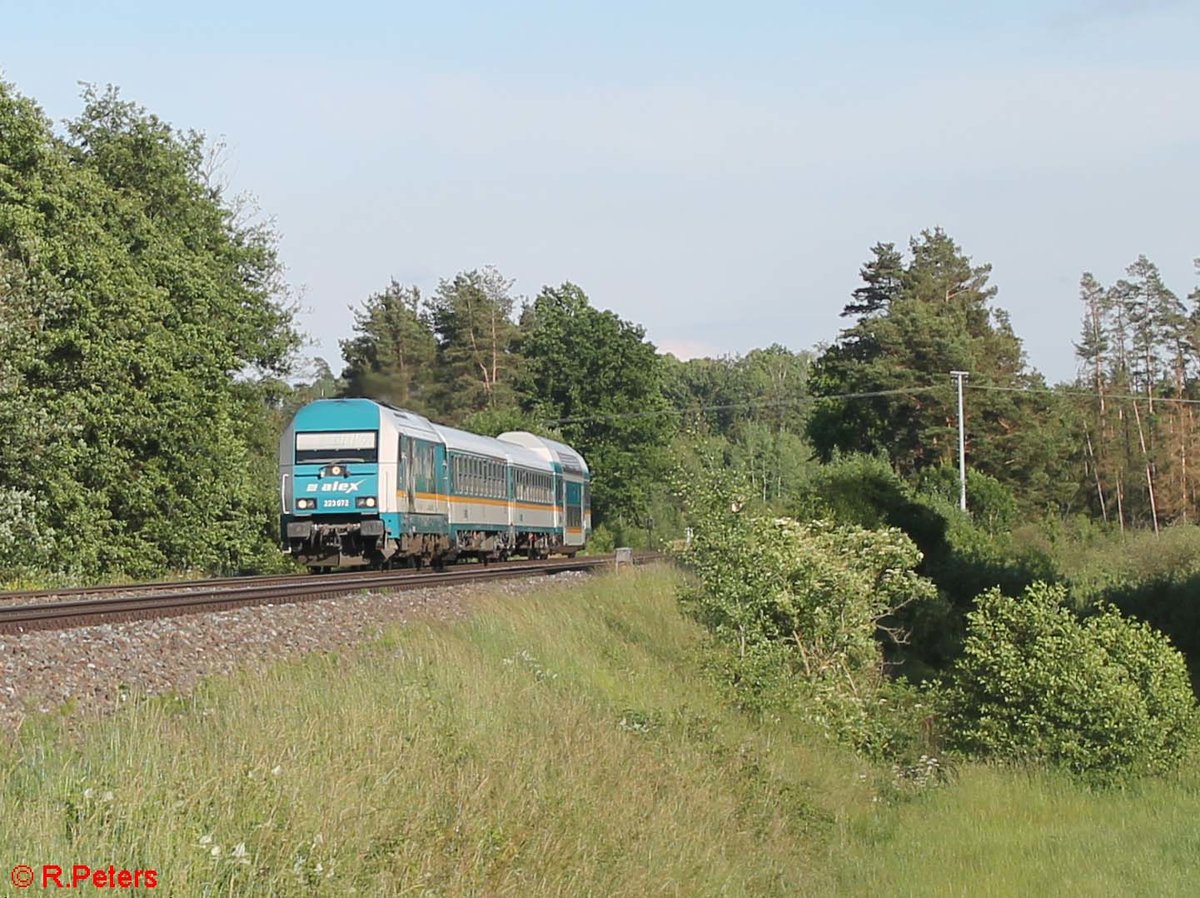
<box><xmin>278</xmin><ymin>398</ymin><xmax>591</xmax><ymax>570</ymax></box>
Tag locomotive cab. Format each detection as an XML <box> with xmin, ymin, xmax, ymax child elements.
<box><xmin>280</xmin><ymin>401</ymin><xmax>387</xmax><ymax>568</ymax></box>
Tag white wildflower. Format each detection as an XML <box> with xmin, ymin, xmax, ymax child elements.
<box><xmin>198</xmin><ymin>834</ymin><xmax>213</xmax><ymax>846</ymax></box>
<box><xmin>210</xmin><ymin>846</ymin><xmax>221</xmax><ymax>858</ymax></box>
<box><xmin>102</xmin><ymin>791</ymin><xmax>113</xmax><ymax>802</ymax></box>
<box><xmin>271</xmin><ymin>765</ymin><xmax>283</xmax><ymax>777</ymax></box>
<box><xmin>83</xmin><ymin>788</ymin><xmax>94</xmax><ymax>800</ymax></box>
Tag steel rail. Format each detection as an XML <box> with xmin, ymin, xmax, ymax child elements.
<box><xmin>0</xmin><ymin>566</ymin><xmax>453</xmax><ymax>604</ymax></box>
<box><xmin>0</xmin><ymin>554</ymin><xmax>660</xmax><ymax>634</ymax></box>
<box><xmin>0</xmin><ymin>555</ymin><xmax>631</xmax><ymax>605</ymax></box>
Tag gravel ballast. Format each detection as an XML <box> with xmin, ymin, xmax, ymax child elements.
<box><xmin>0</xmin><ymin>572</ymin><xmax>588</xmax><ymax>736</ymax></box>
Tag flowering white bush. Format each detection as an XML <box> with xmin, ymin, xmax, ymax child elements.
<box><xmin>675</xmin><ymin>456</ymin><xmax>938</xmax><ymax>756</ymax></box>
<box><xmin>0</xmin><ymin>487</ymin><xmax>54</xmax><ymax>577</ymax></box>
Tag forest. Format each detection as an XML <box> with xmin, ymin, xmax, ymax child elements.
<box><xmin>3</xmin><ymin>81</ymin><xmax>1200</xmax><ymax>781</ymax></box>
<box><xmin>4</xmin><ymin>80</ymin><xmax>1199</xmax><ymax>583</ymax></box>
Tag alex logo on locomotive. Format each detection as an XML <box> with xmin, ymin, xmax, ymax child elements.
<box><xmin>304</xmin><ymin>481</ymin><xmax>366</xmax><ymax>493</ymax></box>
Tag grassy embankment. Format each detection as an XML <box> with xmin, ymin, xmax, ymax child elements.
<box><xmin>2</xmin><ymin>567</ymin><xmax>1199</xmax><ymax>896</ymax></box>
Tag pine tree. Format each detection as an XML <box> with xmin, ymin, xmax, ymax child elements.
<box><xmin>842</xmin><ymin>242</ymin><xmax>904</xmax><ymax>320</ymax></box>
<box><xmin>1075</xmin><ymin>273</ymin><xmax>1112</xmax><ymax>522</ymax></box>
<box><xmin>427</xmin><ymin>267</ymin><xmax>522</xmax><ymax>422</ymax></box>
<box><xmin>340</xmin><ymin>280</ymin><xmax>437</xmax><ymax>413</ymax></box>
<box><xmin>808</xmin><ymin>229</ymin><xmax>1076</xmax><ymax>512</ymax></box>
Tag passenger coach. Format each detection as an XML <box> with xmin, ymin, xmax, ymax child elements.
<box><xmin>278</xmin><ymin>399</ymin><xmax>591</xmax><ymax>570</ymax></box>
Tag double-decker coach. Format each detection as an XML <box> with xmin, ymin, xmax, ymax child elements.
<box><xmin>496</xmin><ymin>430</ymin><xmax>591</xmax><ymax>554</ymax></box>
<box><xmin>279</xmin><ymin>398</ymin><xmax>591</xmax><ymax>570</ymax></box>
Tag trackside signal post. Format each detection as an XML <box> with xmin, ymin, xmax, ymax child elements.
<box><xmin>951</xmin><ymin>370</ymin><xmax>968</xmax><ymax>512</ymax></box>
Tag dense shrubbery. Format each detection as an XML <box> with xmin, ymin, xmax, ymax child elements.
<box><xmin>795</xmin><ymin>454</ymin><xmax>1055</xmax><ymax>602</ymax></box>
<box><xmin>1035</xmin><ymin>522</ymin><xmax>1200</xmax><ymax>691</ymax></box>
<box><xmin>791</xmin><ymin>453</ymin><xmax>1059</xmax><ymax>677</ymax></box>
<box><xmin>680</xmin><ymin>453</ymin><xmax>1200</xmax><ymax>781</ymax></box>
<box><xmin>676</xmin><ymin>458</ymin><xmax>939</xmax><ymax>758</ymax></box>
<box><xmin>946</xmin><ymin>581</ymin><xmax>1197</xmax><ymax>782</ymax></box>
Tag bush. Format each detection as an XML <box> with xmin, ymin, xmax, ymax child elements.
<box><xmin>918</xmin><ymin>466</ymin><xmax>1018</xmax><ymax>534</ymax></box>
<box><xmin>946</xmin><ymin>581</ymin><xmax>1197</xmax><ymax>782</ymax></box>
<box><xmin>677</xmin><ymin>468</ymin><xmax>939</xmax><ymax>756</ymax></box>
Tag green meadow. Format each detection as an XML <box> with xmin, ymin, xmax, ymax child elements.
<box><xmin>3</xmin><ymin>567</ymin><xmax>1197</xmax><ymax>896</ymax></box>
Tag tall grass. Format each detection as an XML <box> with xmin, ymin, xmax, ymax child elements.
<box><xmin>0</xmin><ymin>569</ymin><xmax>868</xmax><ymax>896</ymax></box>
<box><xmin>835</xmin><ymin>762</ymin><xmax>1200</xmax><ymax>897</ymax></box>
<box><xmin>3</xmin><ymin>566</ymin><xmax>1198</xmax><ymax>896</ymax></box>
<box><xmin>1049</xmin><ymin>521</ymin><xmax>1200</xmax><ymax>600</ymax></box>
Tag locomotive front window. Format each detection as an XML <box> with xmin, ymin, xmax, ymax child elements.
<box><xmin>295</xmin><ymin>431</ymin><xmax>378</xmax><ymax>464</ymax></box>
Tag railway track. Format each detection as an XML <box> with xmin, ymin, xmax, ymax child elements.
<box><xmin>0</xmin><ymin>554</ymin><xmax>658</xmax><ymax>634</ymax></box>
<box><xmin>0</xmin><ymin>568</ymin><xmax>400</xmax><ymax>605</ymax></box>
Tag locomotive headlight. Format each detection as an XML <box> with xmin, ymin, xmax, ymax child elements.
<box><xmin>355</xmin><ymin>496</ymin><xmax>377</xmax><ymax>508</ymax></box>
<box><xmin>296</xmin><ymin>498</ymin><xmax>316</xmax><ymax>510</ymax></box>
<box><xmin>329</xmin><ymin>465</ymin><xmax>344</xmax><ymax>477</ymax></box>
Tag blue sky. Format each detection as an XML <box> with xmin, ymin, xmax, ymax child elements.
<box><xmin>3</xmin><ymin>0</ymin><xmax>1197</xmax><ymax>382</ymax></box>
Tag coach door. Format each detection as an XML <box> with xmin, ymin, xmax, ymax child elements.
<box><xmin>564</xmin><ymin>479</ymin><xmax>584</xmax><ymax>546</ymax></box>
<box><xmin>399</xmin><ymin>436</ymin><xmax>415</xmax><ymax>514</ymax></box>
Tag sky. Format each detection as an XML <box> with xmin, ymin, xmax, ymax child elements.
<box><xmin>2</xmin><ymin>0</ymin><xmax>1197</xmax><ymax>384</ymax></box>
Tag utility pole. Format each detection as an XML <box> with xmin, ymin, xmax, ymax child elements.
<box><xmin>951</xmin><ymin>371</ymin><xmax>969</xmax><ymax>512</ymax></box>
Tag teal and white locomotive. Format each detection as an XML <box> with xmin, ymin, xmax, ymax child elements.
<box><xmin>278</xmin><ymin>399</ymin><xmax>591</xmax><ymax>570</ymax></box>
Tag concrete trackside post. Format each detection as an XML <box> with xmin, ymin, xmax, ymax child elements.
<box><xmin>615</xmin><ymin>547</ymin><xmax>633</xmax><ymax>571</ymax></box>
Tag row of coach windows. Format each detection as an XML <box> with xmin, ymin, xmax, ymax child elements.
<box><xmin>515</xmin><ymin>469</ymin><xmax>553</xmax><ymax>504</ymax></box>
<box><xmin>453</xmin><ymin>456</ymin><xmax>505</xmax><ymax>499</ymax></box>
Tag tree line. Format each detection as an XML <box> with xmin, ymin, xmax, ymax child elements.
<box><xmin>327</xmin><ymin>271</ymin><xmax>676</xmax><ymax>530</ymax></box>
<box><xmin>0</xmin><ymin>81</ymin><xmax>298</xmax><ymax>578</ymax></box>
<box><xmin>2</xmin><ymin>79</ymin><xmax>1197</xmax><ymax>582</ymax></box>
<box><xmin>1076</xmin><ymin>257</ymin><xmax>1200</xmax><ymax>529</ymax></box>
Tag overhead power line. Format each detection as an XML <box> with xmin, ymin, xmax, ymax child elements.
<box><xmin>540</xmin><ymin>378</ymin><xmax>1200</xmax><ymax>427</ymax></box>
<box><xmin>543</xmin><ymin>385</ymin><xmax>945</xmax><ymax>426</ymax></box>
<box><xmin>966</xmin><ymin>383</ymin><xmax>1200</xmax><ymax>407</ymax></box>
